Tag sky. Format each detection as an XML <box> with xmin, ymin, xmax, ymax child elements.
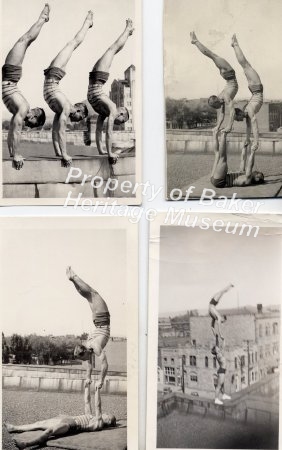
<box><xmin>2</xmin><ymin>0</ymin><xmax>135</xmax><ymax>119</ymax></box>
<box><xmin>164</xmin><ymin>0</ymin><xmax>282</xmax><ymax>100</ymax></box>
<box><xmin>158</xmin><ymin>225</ymin><xmax>282</xmax><ymax>315</ymax></box>
<box><xmin>1</xmin><ymin>223</ymin><xmax>127</xmax><ymax>337</ymax></box>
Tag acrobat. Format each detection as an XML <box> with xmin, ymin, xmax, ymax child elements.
<box><xmin>87</xmin><ymin>19</ymin><xmax>134</xmax><ymax>164</ymax></box>
<box><xmin>190</xmin><ymin>32</ymin><xmax>238</xmax><ymax>133</ymax></box>
<box><xmin>209</xmin><ymin>283</ymin><xmax>234</xmax><ymax>339</ymax></box>
<box><xmin>2</xmin><ymin>4</ymin><xmax>49</xmax><ymax>169</ymax></box>
<box><xmin>211</xmin><ymin>337</ymin><xmax>231</xmax><ymax>405</ymax></box>
<box><xmin>67</xmin><ymin>267</ymin><xmax>110</xmax><ymax>388</ymax></box>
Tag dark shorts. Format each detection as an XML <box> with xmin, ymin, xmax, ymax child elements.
<box><xmin>89</xmin><ymin>70</ymin><xmax>109</xmax><ymax>84</ymax></box>
<box><xmin>209</xmin><ymin>298</ymin><xmax>217</xmax><ymax>306</ymax></box>
<box><xmin>210</xmin><ymin>176</ymin><xmax>226</xmax><ymax>188</ymax></box>
<box><xmin>44</xmin><ymin>67</ymin><xmax>66</xmax><ymax>81</ymax></box>
<box><xmin>220</xmin><ymin>68</ymin><xmax>236</xmax><ymax>81</ymax></box>
<box><xmin>2</xmin><ymin>64</ymin><xmax>22</xmax><ymax>83</ymax></box>
<box><xmin>218</xmin><ymin>367</ymin><xmax>226</xmax><ymax>375</ymax></box>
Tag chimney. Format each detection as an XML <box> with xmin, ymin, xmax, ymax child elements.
<box><xmin>257</xmin><ymin>304</ymin><xmax>263</xmax><ymax>314</ymax></box>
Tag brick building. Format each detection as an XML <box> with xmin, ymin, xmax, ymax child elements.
<box><xmin>158</xmin><ymin>305</ymin><xmax>280</xmax><ymax>398</ymax></box>
<box><xmin>110</xmin><ymin>65</ymin><xmax>135</xmax><ymax>131</ymax></box>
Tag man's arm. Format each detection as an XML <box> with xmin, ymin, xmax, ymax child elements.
<box><xmin>249</xmin><ymin>112</ymin><xmax>259</xmax><ymax>152</ymax></box>
<box><xmin>223</xmin><ymin>99</ymin><xmax>235</xmax><ymax>133</ymax></box>
<box><xmin>66</xmin><ymin>267</ymin><xmax>94</xmax><ymax>301</ymax></box>
<box><xmin>106</xmin><ymin>113</ymin><xmax>119</xmax><ymax>164</ymax></box>
<box><xmin>57</xmin><ymin>111</ymin><xmax>72</xmax><ymax>167</ymax></box>
<box><xmin>84</xmin><ymin>356</ymin><xmax>93</xmax><ymax>388</ymax></box>
<box><xmin>239</xmin><ymin>116</ymin><xmax>251</xmax><ymax>172</ymax></box>
<box><xmin>94</xmin><ymin>386</ymin><xmax>103</xmax><ymax>421</ymax></box>
<box><xmin>84</xmin><ymin>382</ymin><xmax>92</xmax><ymax>415</ymax></box>
<box><xmin>96</xmin><ymin>115</ymin><xmax>107</xmax><ymax>155</ymax></box>
<box><xmin>7</xmin><ymin>113</ymin><xmax>25</xmax><ymax>170</ymax></box>
<box><xmin>97</xmin><ymin>351</ymin><xmax>108</xmax><ymax>389</ymax></box>
<box><xmin>214</xmin><ymin>103</ymin><xmax>225</xmax><ymax>132</ymax></box>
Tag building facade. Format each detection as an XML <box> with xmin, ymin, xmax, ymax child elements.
<box><xmin>158</xmin><ymin>305</ymin><xmax>280</xmax><ymax>399</ymax></box>
<box><xmin>110</xmin><ymin>65</ymin><xmax>135</xmax><ymax>131</ymax></box>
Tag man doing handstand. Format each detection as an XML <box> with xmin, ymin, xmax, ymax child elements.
<box><xmin>2</xmin><ymin>4</ymin><xmax>48</xmax><ymax>169</ymax></box>
<box><xmin>67</xmin><ymin>267</ymin><xmax>110</xmax><ymax>388</ymax></box>
<box><xmin>210</xmin><ymin>128</ymin><xmax>264</xmax><ymax>188</ymax></box>
<box><xmin>209</xmin><ymin>283</ymin><xmax>234</xmax><ymax>339</ymax></box>
<box><xmin>190</xmin><ymin>32</ymin><xmax>238</xmax><ymax>133</ymax></box>
<box><xmin>43</xmin><ymin>12</ymin><xmax>92</xmax><ymax>166</ymax></box>
<box><xmin>232</xmin><ymin>34</ymin><xmax>263</xmax><ymax>154</ymax></box>
<box><xmin>6</xmin><ymin>382</ymin><xmax>116</xmax><ymax>449</ymax></box>
<box><xmin>211</xmin><ymin>336</ymin><xmax>231</xmax><ymax>405</ymax></box>
<box><xmin>87</xmin><ymin>19</ymin><xmax>134</xmax><ymax>165</ymax></box>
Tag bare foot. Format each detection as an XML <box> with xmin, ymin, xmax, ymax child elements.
<box><xmin>231</xmin><ymin>34</ymin><xmax>238</xmax><ymax>47</ymax></box>
<box><xmin>190</xmin><ymin>31</ymin><xmax>198</xmax><ymax>44</ymax></box>
<box><xmin>62</xmin><ymin>156</ymin><xmax>72</xmax><ymax>167</ymax></box>
<box><xmin>98</xmin><ymin>150</ymin><xmax>107</xmax><ymax>156</ymax></box>
<box><xmin>12</xmin><ymin>438</ymin><xmax>27</xmax><ymax>449</ymax></box>
<box><xmin>126</xmin><ymin>19</ymin><xmax>134</xmax><ymax>36</ymax></box>
<box><xmin>40</xmin><ymin>4</ymin><xmax>50</xmax><ymax>22</ymax></box>
<box><xmin>85</xmin><ymin>10</ymin><xmax>94</xmax><ymax>28</ymax></box>
<box><xmin>5</xmin><ymin>422</ymin><xmax>17</xmax><ymax>433</ymax></box>
<box><xmin>66</xmin><ymin>266</ymin><xmax>75</xmax><ymax>280</ymax></box>
<box><xmin>13</xmin><ymin>155</ymin><xmax>24</xmax><ymax>170</ymax></box>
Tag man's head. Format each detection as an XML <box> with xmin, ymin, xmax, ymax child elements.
<box><xmin>25</xmin><ymin>108</ymin><xmax>46</xmax><ymax>128</ymax></box>
<box><xmin>102</xmin><ymin>413</ymin><xmax>117</xmax><ymax>427</ymax></box>
<box><xmin>74</xmin><ymin>344</ymin><xmax>91</xmax><ymax>361</ymax></box>
<box><xmin>234</xmin><ymin>107</ymin><xmax>247</xmax><ymax>122</ymax></box>
<box><xmin>69</xmin><ymin>102</ymin><xmax>88</xmax><ymax>122</ymax></box>
<box><xmin>251</xmin><ymin>171</ymin><xmax>264</xmax><ymax>185</ymax></box>
<box><xmin>114</xmin><ymin>107</ymin><xmax>129</xmax><ymax>125</ymax></box>
<box><xmin>208</xmin><ymin>95</ymin><xmax>222</xmax><ymax>110</ymax></box>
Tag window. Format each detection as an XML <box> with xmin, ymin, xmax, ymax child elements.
<box><xmin>273</xmin><ymin>322</ymin><xmax>278</xmax><ymax>335</ymax></box>
<box><xmin>190</xmin><ymin>356</ymin><xmax>197</xmax><ymax>366</ymax></box>
<box><xmin>205</xmin><ymin>356</ymin><xmax>209</xmax><ymax>368</ymax></box>
<box><xmin>259</xmin><ymin>324</ymin><xmax>263</xmax><ymax>337</ymax></box>
<box><xmin>241</xmin><ymin>356</ymin><xmax>245</xmax><ymax>367</ymax></box>
<box><xmin>273</xmin><ymin>343</ymin><xmax>279</xmax><ymax>355</ymax></box>
<box><xmin>255</xmin><ymin>352</ymin><xmax>257</xmax><ymax>362</ymax></box>
<box><xmin>234</xmin><ymin>357</ymin><xmax>237</xmax><ymax>369</ymax></box>
<box><xmin>165</xmin><ymin>367</ymin><xmax>175</xmax><ymax>376</ymax></box>
<box><xmin>213</xmin><ymin>357</ymin><xmax>217</xmax><ymax>368</ymax></box>
<box><xmin>259</xmin><ymin>346</ymin><xmax>263</xmax><ymax>359</ymax></box>
<box><xmin>251</xmin><ymin>372</ymin><xmax>254</xmax><ymax>381</ymax></box>
<box><xmin>192</xmin><ymin>340</ymin><xmax>196</xmax><ymax>346</ymax></box>
<box><xmin>265</xmin><ymin>344</ymin><xmax>270</xmax><ymax>357</ymax></box>
<box><xmin>265</xmin><ymin>324</ymin><xmax>270</xmax><ymax>336</ymax></box>
<box><xmin>164</xmin><ymin>357</ymin><xmax>167</xmax><ymax>363</ymax></box>
<box><xmin>190</xmin><ymin>374</ymin><xmax>198</xmax><ymax>382</ymax></box>
<box><xmin>241</xmin><ymin>376</ymin><xmax>245</xmax><ymax>384</ymax></box>
<box><xmin>251</xmin><ymin>353</ymin><xmax>254</xmax><ymax>364</ymax></box>
<box><xmin>171</xmin><ymin>358</ymin><xmax>174</xmax><ymax>364</ymax></box>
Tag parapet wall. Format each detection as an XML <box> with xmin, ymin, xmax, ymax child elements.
<box><xmin>2</xmin><ymin>364</ymin><xmax>127</xmax><ymax>395</ymax></box>
<box><xmin>3</xmin><ymin>154</ymin><xmax>135</xmax><ymax>199</ymax></box>
<box><xmin>166</xmin><ymin>130</ymin><xmax>282</xmax><ymax>154</ymax></box>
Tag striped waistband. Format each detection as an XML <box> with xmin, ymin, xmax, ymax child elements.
<box><xmin>2</xmin><ymin>82</ymin><xmax>22</xmax><ymax>108</ymax></box>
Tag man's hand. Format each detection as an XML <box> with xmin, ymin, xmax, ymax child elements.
<box><xmin>108</xmin><ymin>154</ymin><xmax>119</xmax><ymax>165</ymax></box>
<box><xmin>62</xmin><ymin>155</ymin><xmax>72</xmax><ymax>167</ymax></box>
<box><xmin>222</xmin><ymin>127</ymin><xmax>231</xmax><ymax>134</ymax></box>
<box><xmin>85</xmin><ymin>378</ymin><xmax>92</xmax><ymax>387</ymax></box>
<box><xmin>96</xmin><ymin>379</ymin><xmax>104</xmax><ymax>390</ymax></box>
<box><xmin>13</xmin><ymin>155</ymin><xmax>25</xmax><ymax>171</ymax></box>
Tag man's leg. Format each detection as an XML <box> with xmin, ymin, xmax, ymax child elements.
<box><xmin>231</xmin><ymin>34</ymin><xmax>261</xmax><ymax>85</ymax></box>
<box><xmin>11</xmin><ymin>420</ymin><xmax>70</xmax><ymax>449</ymax></box>
<box><xmin>190</xmin><ymin>32</ymin><xmax>233</xmax><ymax>71</ymax></box>
<box><xmin>212</xmin><ymin>131</ymin><xmax>228</xmax><ymax>180</ymax></box>
<box><xmin>93</xmin><ymin>19</ymin><xmax>134</xmax><ymax>72</ymax></box>
<box><xmin>215</xmin><ymin>374</ymin><xmax>225</xmax><ymax>404</ymax></box>
<box><xmin>49</xmin><ymin>11</ymin><xmax>93</xmax><ymax>71</ymax></box>
<box><xmin>212</xmin><ymin>283</ymin><xmax>234</xmax><ymax>303</ymax></box>
<box><xmin>5</xmin><ymin>4</ymin><xmax>49</xmax><ymax>66</ymax></box>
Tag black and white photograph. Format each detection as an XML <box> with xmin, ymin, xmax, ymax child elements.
<box><xmin>164</xmin><ymin>0</ymin><xmax>282</xmax><ymax>200</ymax></box>
<box><xmin>147</xmin><ymin>214</ymin><xmax>281</xmax><ymax>449</ymax></box>
<box><xmin>1</xmin><ymin>217</ymin><xmax>138</xmax><ymax>450</ymax></box>
<box><xmin>1</xmin><ymin>0</ymin><xmax>141</xmax><ymax>204</ymax></box>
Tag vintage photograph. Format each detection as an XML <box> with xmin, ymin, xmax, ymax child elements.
<box><xmin>1</xmin><ymin>0</ymin><xmax>141</xmax><ymax>204</ymax></box>
<box><xmin>164</xmin><ymin>0</ymin><xmax>282</xmax><ymax>199</ymax></box>
<box><xmin>147</xmin><ymin>214</ymin><xmax>281</xmax><ymax>449</ymax></box>
<box><xmin>1</xmin><ymin>217</ymin><xmax>138</xmax><ymax>450</ymax></box>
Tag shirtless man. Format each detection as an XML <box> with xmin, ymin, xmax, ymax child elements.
<box><xmin>190</xmin><ymin>32</ymin><xmax>238</xmax><ymax>133</ymax></box>
<box><xmin>210</xmin><ymin>128</ymin><xmax>264</xmax><ymax>188</ymax></box>
<box><xmin>87</xmin><ymin>19</ymin><xmax>134</xmax><ymax>165</ymax></box>
<box><xmin>43</xmin><ymin>13</ymin><xmax>92</xmax><ymax>167</ymax></box>
<box><xmin>2</xmin><ymin>4</ymin><xmax>49</xmax><ymax>170</ymax></box>
<box><xmin>209</xmin><ymin>283</ymin><xmax>234</xmax><ymax>339</ymax></box>
<box><xmin>5</xmin><ymin>383</ymin><xmax>116</xmax><ymax>449</ymax></box>
<box><xmin>232</xmin><ymin>34</ymin><xmax>264</xmax><ymax>153</ymax></box>
<box><xmin>67</xmin><ymin>267</ymin><xmax>110</xmax><ymax>388</ymax></box>
<box><xmin>211</xmin><ymin>338</ymin><xmax>231</xmax><ymax>405</ymax></box>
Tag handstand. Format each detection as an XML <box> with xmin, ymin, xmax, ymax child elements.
<box><xmin>43</xmin><ymin>13</ymin><xmax>92</xmax><ymax>167</ymax></box>
<box><xmin>87</xmin><ymin>19</ymin><xmax>134</xmax><ymax>165</ymax></box>
<box><xmin>6</xmin><ymin>383</ymin><xmax>116</xmax><ymax>449</ymax></box>
<box><xmin>211</xmin><ymin>336</ymin><xmax>231</xmax><ymax>405</ymax></box>
<box><xmin>190</xmin><ymin>32</ymin><xmax>238</xmax><ymax>133</ymax></box>
<box><xmin>210</xmin><ymin>128</ymin><xmax>264</xmax><ymax>188</ymax></box>
<box><xmin>2</xmin><ymin>4</ymin><xmax>49</xmax><ymax>170</ymax></box>
<box><xmin>232</xmin><ymin>34</ymin><xmax>264</xmax><ymax>153</ymax></box>
<box><xmin>67</xmin><ymin>267</ymin><xmax>110</xmax><ymax>388</ymax></box>
<box><xmin>209</xmin><ymin>283</ymin><xmax>234</xmax><ymax>339</ymax></box>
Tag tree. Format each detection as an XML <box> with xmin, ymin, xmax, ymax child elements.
<box><xmin>2</xmin><ymin>332</ymin><xmax>10</xmax><ymax>363</ymax></box>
